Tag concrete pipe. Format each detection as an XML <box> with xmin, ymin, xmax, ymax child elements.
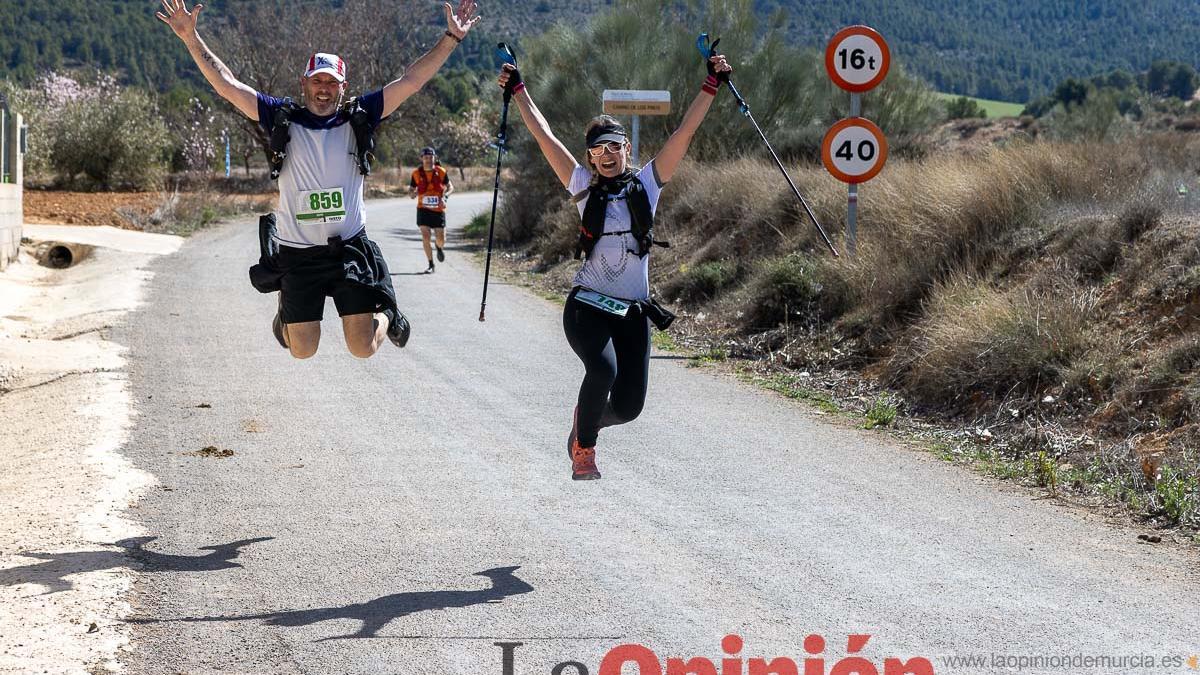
<box><xmin>34</xmin><ymin>241</ymin><xmax>93</xmax><ymax>269</ymax></box>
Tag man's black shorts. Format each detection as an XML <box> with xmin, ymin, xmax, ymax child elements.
<box><xmin>277</xmin><ymin>243</ymin><xmax>383</xmax><ymax>323</ymax></box>
<box><xmin>417</xmin><ymin>209</ymin><xmax>446</xmax><ymax>229</ymax></box>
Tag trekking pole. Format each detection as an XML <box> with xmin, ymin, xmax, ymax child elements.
<box><xmin>697</xmin><ymin>34</ymin><xmax>839</xmax><ymax>257</ymax></box>
<box><xmin>479</xmin><ymin>43</ymin><xmax>517</xmax><ymax>322</ymax></box>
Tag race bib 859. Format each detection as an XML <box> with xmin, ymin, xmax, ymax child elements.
<box><xmin>297</xmin><ymin>188</ymin><xmax>346</xmax><ymax>223</ymax></box>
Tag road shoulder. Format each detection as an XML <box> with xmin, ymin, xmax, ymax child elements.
<box><xmin>0</xmin><ymin>227</ymin><xmax>180</xmax><ymax>673</ymax></box>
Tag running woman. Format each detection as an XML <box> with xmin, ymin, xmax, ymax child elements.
<box><xmin>409</xmin><ymin>146</ymin><xmax>454</xmax><ymax>272</ymax></box>
<box><xmin>157</xmin><ymin>0</ymin><xmax>480</xmax><ymax>358</ymax></box>
<box><xmin>496</xmin><ymin>53</ymin><xmax>733</xmax><ymax>479</ymax></box>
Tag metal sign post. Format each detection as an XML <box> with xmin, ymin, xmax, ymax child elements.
<box><xmin>823</xmin><ymin>26</ymin><xmax>891</xmax><ymax>258</ymax></box>
<box><xmin>848</xmin><ymin>93</ymin><xmax>861</xmax><ymax>256</ymax></box>
<box><xmin>631</xmin><ymin>114</ymin><xmax>640</xmax><ymax>166</ymax></box>
<box><xmin>601</xmin><ymin>90</ymin><xmax>671</xmax><ymax>165</ymax></box>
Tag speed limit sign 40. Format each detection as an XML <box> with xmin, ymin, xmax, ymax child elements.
<box><xmin>821</xmin><ymin>118</ymin><xmax>888</xmax><ymax>184</ymax></box>
<box><xmin>825</xmin><ymin>25</ymin><xmax>890</xmax><ymax>93</ymax></box>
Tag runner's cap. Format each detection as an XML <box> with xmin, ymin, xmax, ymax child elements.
<box><xmin>586</xmin><ymin>121</ymin><xmax>627</xmax><ymax>147</ymax></box>
<box><xmin>421</xmin><ymin>146</ymin><xmax>436</xmax><ymax>156</ymax></box>
<box><xmin>304</xmin><ymin>53</ymin><xmax>346</xmax><ymax>82</ymax></box>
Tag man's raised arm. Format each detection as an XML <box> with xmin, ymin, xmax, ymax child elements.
<box><xmin>157</xmin><ymin>0</ymin><xmax>259</xmax><ymax>120</ymax></box>
<box><xmin>381</xmin><ymin>0</ymin><xmax>481</xmax><ymax>118</ymax></box>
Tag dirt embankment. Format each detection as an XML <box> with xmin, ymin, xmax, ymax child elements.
<box><xmin>23</xmin><ymin>190</ymin><xmax>275</xmax><ymax>230</ymax></box>
<box><xmin>23</xmin><ymin>191</ymin><xmax>169</xmax><ymax>228</ymax></box>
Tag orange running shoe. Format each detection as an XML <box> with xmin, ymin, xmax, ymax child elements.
<box><xmin>570</xmin><ymin>441</ymin><xmax>601</xmax><ymax>480</ymax></box>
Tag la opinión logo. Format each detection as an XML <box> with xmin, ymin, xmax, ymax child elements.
<box><xmin>495</xmin><ymin>634</ymin><xmax>935</xmax><ymax>675</ymax></box>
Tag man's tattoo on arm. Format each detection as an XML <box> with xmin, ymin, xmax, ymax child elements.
<box><xmin>202</xmin><ymin>50</ymin><xmax>230</xmax><ymax>78</ymax></box>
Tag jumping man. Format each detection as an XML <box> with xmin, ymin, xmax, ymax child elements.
<box><xmin>157</xmin><ymin>0</ymin><xmax>480</xmax><ymax>359</ymax></box>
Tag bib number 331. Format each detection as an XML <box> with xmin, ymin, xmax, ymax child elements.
<box><xmin>297</xmin><ymin>188</ymin><xmax>346</xmax><ymax>223</ymax></box>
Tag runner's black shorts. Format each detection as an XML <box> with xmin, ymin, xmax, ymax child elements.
<box><xmin>277</xmin><ymin>242</ymin><xmax>382</xmax><ymax>323</ymax></box>
<box><xmin>417</xmin><ymin>209</ymin><xmax>446</xmax><ymax>229</ymax></box>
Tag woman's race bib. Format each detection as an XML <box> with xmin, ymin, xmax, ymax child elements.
<box><xmin>574</xmin><ymin>289</ymin><xmax>631</xmax><ymax>317</ymax></box>
<box><xmin>421</xmin><ymin>195</ymin><xmax>441</xmax><ymax>209</ymax></box>
<box><xmin>296</xmin><ymin>187</ymin><xmax>346</xmax><ymax>223</ymax></box>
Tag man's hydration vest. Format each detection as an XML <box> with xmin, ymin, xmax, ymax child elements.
<box><xmin>268</xmin><ymin>97</ymin><xmax>376</xmax><ymax>180</ymax></box>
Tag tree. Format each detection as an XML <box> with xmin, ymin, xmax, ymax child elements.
<box><xmin>201</xmin><ymin>0</ymin><xmax>432</xmax><ymax>160</ymax></box>
<box><xmin>945</xmin><ymin>96</ymin><xmax>986</xmax><ymax>120</ymax></box>
<box><xmin>1096</xmin><ymin>69</ymin><xmax>1136</xmax><ymax>91</ymax></box>
<box><xmin>18</xmin><ymin>73</ymin><xmax>175</xmax><ymax>189</ymax></box>
<box><xmin>1168</xmin><ymin>64</ymin><xmax>1198</xmax><ymax>100</ymax></box>
<box><xmin>434</xmin><ymin>105</ymin><xmax>492</xmax><ymax>180</ymax></box>
<box><xmin>1143</xmin><ymin>60</ymin><xmax>1198</xmax><ymax>100</ymax></box>
<box><xmin>1053</xmin><ymin>78</ymin><xmax>1090</xmax><ymax>108</ymax></box>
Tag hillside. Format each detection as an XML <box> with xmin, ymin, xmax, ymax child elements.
<box><xmin>2</xmin><ymin>1</ymin><xmax>1199</xmax><ymax>103</ymax></box>
<box><xmin>0</xmin><ymin>0</ymin><xmax>608</xmax><ymax>91</ymax></box>
<box><xmin>760</xmin><ymin>0</ymin><xmax>1200</xmax><ymax>102</ymax></box>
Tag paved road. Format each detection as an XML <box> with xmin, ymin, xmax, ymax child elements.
<box><xmin>112</xmin><ymin>193</ymin><xmax>1198</xmax><ymax>674</ymax></box>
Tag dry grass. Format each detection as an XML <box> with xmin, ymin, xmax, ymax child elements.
<box><xmin>121</xmin><ymin>188</ymin><xmax>273</xmax><ymax>236</ymax></box>
<box><xmin>888</xmin><ymin>273</ymin><xmax>1098</xmax><ymax>407</ymax></box>
<box><xmin>648</xmin><ymin>138</ymin><xmax>1196</xmax><ymax>325</ymax></box>
<box><xmin>838</xmin><ymin>140</ymin><xmax>1153</xmax><ymax>319</ymax></box>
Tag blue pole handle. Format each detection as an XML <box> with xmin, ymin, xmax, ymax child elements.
<box><xmin>496</xmin><ymin>43</ymin><xmax>517</xmax><ymax>67</ymax></box>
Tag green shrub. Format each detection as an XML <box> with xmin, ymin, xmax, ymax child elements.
<box><xmin>40</xmin><ymin>74</ymin><xmax>172</xmax><ymax>189</ymax></box>
<box><xmin>744</xmin><ymin>253</ymin><xmax>849</xmax><ymax>331</ymax></box>
<box><xmin>1041</xmin><ymin>90</ymin><xmax>1132</xmax><ymax>142</ymax></box>
<box><xmin>664</xmin><ymin>261</ymin><xmax>739</xmax><ymax>304</ymax></box>
<box><xmin>1139</xmin><ymin>337</ymin><xmax>1200</xmax><ymax>396</ymax></box>
<box><xmin>1119</xmin><ymin>202</ymin><xmax>1162</xmax><ymax>242</ymax></box>
<box><xmin>946</xmin><ymin>96</ymin><xmax>987</xmax><ymax>120</ymax></box>
<box><xmin>463</xmin><ymin>211</ymin><xmax>490</xmax><ymax>239</ymax></box>
<box><xmin>1055</xmin><ymin>217</ymin><xmax>1122</xmax><ymax>281</ymax></box>
<box><xmin>1030</xmin><ymin>451</ymin><xmax>1059</xmax><ymax>491</ymax></box>
<box><xmin>1154</xmin><ymin>465</ymin><xmax>1199</xmax><ymax>526</ymax></box>
<box><xmin>863</xmin><ymin>396</ymin><xmax>898</xmax><ymax>429</ymax></box>
<box><xmin>130</xmin><ymin>189</ymin><xmax>263</xmax><ymax>235</ymax></box>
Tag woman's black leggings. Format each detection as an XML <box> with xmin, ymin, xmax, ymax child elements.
<box><xmin>562</xmin><ymin>289</ymin><xmax>651</xmax><ymax>448</ymax></box>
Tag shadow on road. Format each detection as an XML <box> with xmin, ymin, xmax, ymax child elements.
<box><xmin>0</xmin><ymin>536</ymin><xmax>274</xmax><ymax>595</ymax></box>
<box><xmin>132</xmin><ymin>565</ymin><xmax>534</xmax><ymax>641</ymax></box>
<box><xmin>381</xmin><ymin>226</ymin><xmax>482</xmax><ymax>250</ymax></box>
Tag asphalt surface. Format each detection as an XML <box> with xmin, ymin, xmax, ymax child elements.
<box><xmin>113</xmin><ymin>192</ymin><xmax>1199</xmax><ymax>674</ymax></box>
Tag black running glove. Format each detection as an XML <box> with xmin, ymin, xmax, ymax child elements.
<box><xmin>707</xmin><ymin>56</ymin><xmax>731</xmax><ymax>83</ymax></box>
<box><xmin>501</xmin><ymin>63</ymin><xmax>524</xmax><ymax>94</ymax></box>
<box><xmin>705</xmin><ymin>38</ymin><xmax>731</xmax><ymax>83</ymax></box>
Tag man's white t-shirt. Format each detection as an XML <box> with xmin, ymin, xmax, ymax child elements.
<box><xmin>257</xmin><ymin>91</ymin><xmax>385</xmax><ymax>248</ymax></box>
<box><xmin>568</xmin><ymin>162</ymin><xmax>664</xmax><ymax>302</ymax></box>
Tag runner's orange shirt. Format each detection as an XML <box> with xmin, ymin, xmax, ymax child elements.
<box><xmin>411</xmin><ymin>166</ymin><xmax>449</xmax><ymax>213</ymax></box>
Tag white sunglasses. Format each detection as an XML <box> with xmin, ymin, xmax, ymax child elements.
<box><xmin>587</xmin><ymin>141</ymin><xmax>625</xmax><ymax>157</ymax></box>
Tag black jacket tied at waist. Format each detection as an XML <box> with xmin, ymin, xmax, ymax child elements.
<box><xmin>248</xmin><ymin>213</ymin><xmax>399</xmax><ymax>317</ymax></box>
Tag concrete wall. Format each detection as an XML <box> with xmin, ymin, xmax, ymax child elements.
<box><xmin>0</xmin><ymin>106</ymin><xmax>23</xmax><ymax>272</ymax></box>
